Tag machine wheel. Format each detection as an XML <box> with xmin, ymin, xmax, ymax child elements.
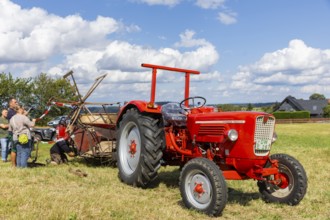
<box><xmin>34</xmin><ymin>134</ymin><xmax>42</xmax><ymax>142</ymax></box>
<box><xmin>117</xmin><ymin>108</ymin><xmax>163</xmax><ymax>188</ymax></box>
<box><xmin>52</xmin><ymin>135</ymin><xmax>57</xmax><ymax>142</ymax></box>
<box><xmin>258</xmin><ymin>153</ymin><xmax>307</xmax><ymax>205</ymax></box>
<box><xmin>179</xmin><ymin>158</ymin><xmax>227</xmax><ymax>216</ymax></box>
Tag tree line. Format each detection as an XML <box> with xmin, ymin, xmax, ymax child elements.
<box><xmin>0</xmin><ymin>72</ymin><xmax>77</xmax><ymax>125</ymax></box>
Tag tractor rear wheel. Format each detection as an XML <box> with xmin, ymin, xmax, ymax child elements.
<box><xmin>117</xmin><ymin>108</ymin><xmax>163</xmax><ymax>188</ymax></box>
<box><xmin>258</xmin><ymin>153</ymin><xmax>307</xmax><ymax>205</ymax></box>
<box><xmin>179</xmin><ymin>158</ymin><xmax>227</xmax><ymax>216</ymax></box>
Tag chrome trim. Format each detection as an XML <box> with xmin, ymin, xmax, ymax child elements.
<box><xmin>196</xmin><ymin>120</ymin><xmax>245</xmax><ymax>124</ymax></box>
<box><xmin>254</xmin><ymin>116</ymin><xmax>275</xmax><ymax>156</ymax></box>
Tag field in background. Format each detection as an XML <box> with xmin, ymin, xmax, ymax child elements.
<box><xmin>0</xmin><ymin>123</ymin><xmax>329</xmax><ymax>220</ymax></box>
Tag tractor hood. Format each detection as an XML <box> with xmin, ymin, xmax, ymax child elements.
<box><xmin>187</xmin><ymin>111</ymin><xmax>273</xmax><ymax>143</ymax></box>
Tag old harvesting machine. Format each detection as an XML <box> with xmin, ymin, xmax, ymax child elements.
<box><xmin>47</xmin><ymin>71</ymin><xmax>119</xmax><ymax>165</ymax></box>
<box><xmin>115</xmin><ymin>63</ymin><xmax>307</xmax><ymax>216</ymax></box>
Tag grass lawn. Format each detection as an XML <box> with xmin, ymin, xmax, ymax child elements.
<box><xmin>0</xmin><ymin>123</ymin><xmax>329</xmax><ymax>220</ymax></box>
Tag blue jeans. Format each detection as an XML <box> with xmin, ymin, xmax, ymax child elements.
<box><xmin>16</xmin><ymin>140</ymin><xmax>32</xmax><ymax>168</ymax></box>
<box><xmin>0</xmin><ymin>138</ymin><xmax>9</xmax><ymax>161</ymax></box>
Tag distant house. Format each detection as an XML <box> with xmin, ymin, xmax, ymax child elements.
<box><xmin>274</xmin><ymin>96</ymin><xmax>328</xmax><ymax>118</ymax></box>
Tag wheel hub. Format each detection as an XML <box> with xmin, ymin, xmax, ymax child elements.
<box><xmin>119</xmin><ymin>121</ymin><xmax>141</xmax><ymax>175</ymax></box>
<box><xmin>278</xmin><ymin>173</ymin><xmax>290</xmax><ymax>189</ymax></box>
<box><xmin>188</xmin><ymin>174</ymin><xmax>212</xmax><ymax>205</ymax></box>
<box><xmin>129</xmin><ymin>140</ymin><xmax>137</xmax><ymax>157</ymax></box>
<box><xmin>194</xmin><ymin>182</ymin><xmax>205</xmax><ymax>197</ymax></box>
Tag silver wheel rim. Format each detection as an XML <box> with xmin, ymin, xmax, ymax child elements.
<box><xmin>185</xmin><ymin>169</ymin><xmax>212</xmax><ymax>209</ymax></box>
<box><xmin>270</xmin><ymin>164</ymin><xmax>294</xmax><ymax>198</ymax></box>
<box><xmin>119</xmin><ymin>121</ymin><xmax>141</xmax><ymax>175</ymax></box>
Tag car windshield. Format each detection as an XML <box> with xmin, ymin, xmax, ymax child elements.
<box><xmin>54</xmin><ymin>116</ymin><xmax>66</xmax><ymax>120</ymax></box>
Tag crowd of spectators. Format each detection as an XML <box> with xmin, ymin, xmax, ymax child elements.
<box><xmin>0</xmin><ymin>96</ymin><xmax>77</xmax><ymax>168</ymax></box>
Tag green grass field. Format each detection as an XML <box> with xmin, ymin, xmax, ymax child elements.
<box><xmin>0</xmin><ymin>123</ymin><xmax>329</xmax><ymax>220</ymax></box>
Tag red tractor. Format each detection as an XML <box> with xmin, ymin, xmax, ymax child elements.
<box><xmin>116</xmin><ymin>63</ymin><xmax>307</xmax><ymax>216</ymax></box>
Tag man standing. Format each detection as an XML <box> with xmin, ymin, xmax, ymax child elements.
<box><xmin>0</xmin><ymin>109</ymin><xmax>9</xmax><ymax>162</ymax></box>
<box><xmin>7</xmin><ymin>97</ymin><xmax>18</xmax><ymax>120</ymax></box>
<box><xmin>9</xmin><ymin>106</ymin><xmax>36</xmax><ymax>168</ymax></box>
<box><xmin>7</xmin><ymin>97</ymin><xmax>18</xmax><ymax>167</ymax></box>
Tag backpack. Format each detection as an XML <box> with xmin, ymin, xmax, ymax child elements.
<box><xmin>18</xmin><ymin>133</ymin><xmax>29</xmax><ymax>144</ymax></box>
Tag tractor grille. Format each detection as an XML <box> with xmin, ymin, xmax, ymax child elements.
<box><xmin>198</xmin><ymin>124</ymin><xmax>225</xmax><ymax>136</ymax></box>
<box><xmin>254</xmin><ymin>116</ymin><xmax>275</xmax><ymax>156</ymax></box>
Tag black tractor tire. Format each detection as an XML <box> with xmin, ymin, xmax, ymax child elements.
<box><xmin>117</xmin><ymin>108</ymin><xmax>163</xmax><ymax>188</ymax></box>
<box><xmin>179</xmin><ymin>158</ymin><xmax>227</xmax><ymax>216</ymax></box>
<box><xmin>258</xmin><ymin>153</ymin><xmax>307</xmax><ymax>205</ymax></box>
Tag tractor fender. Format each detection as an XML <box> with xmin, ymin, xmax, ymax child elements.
<box><xmin>116</xmin><ymin>100</ymin><xmax>162</xmax><ymax>127</ymax></box>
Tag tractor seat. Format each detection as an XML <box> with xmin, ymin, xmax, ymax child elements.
<box><xmin>161</xmin><ymin>103</ymin><xmax>187</xmax><ymax>127</ymax></box>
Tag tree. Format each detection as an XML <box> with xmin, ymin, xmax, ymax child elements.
<box><xmin>0</xmin><ymin>72</ymin><xmax>33</xmax><ymax>108</ymax></box>
<box><xmin>323</xmin><ymin>105</ymin><xmax>330</xmax><ymax>118</ymax></box>
<box><xmin>217</xmin><ymin>104</ymin><xmax>241</xmax><ymax>112</ymax></box>
<box><xmin>31</xmin><ymin>73</ymin><xmax>78</xmax><ymax>124</ymax></box>
<box><xmin>261</xmin><ymin>105</ymin><xmax>275</xmax><ymax>113</ymax></box>
<box><xmin>272</xmin><ymin>101</ymin><xmax>280</xmax><ymax>112</ymax></box>
<box><xmin>309</xmin><ymin>93</ymin><xmax>326</xmax><ymax>100</ymax></box>
<box><xmin>247</xmin><ymin>103</ymin><xmax>253</xmax><ymax>111</ymax></box>
<box><xmin>0</xmin><ymin>72</ymin><xmax>78</xmax><ymax>125</ymax></box>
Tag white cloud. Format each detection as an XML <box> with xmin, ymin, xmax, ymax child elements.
<box><xmin>136</xmin><ymin>0</ymin><xmax>226</xmax><ymax>9</ymax></box>
<box><xmin>96</xmin><ymin>31</ymin><xmax>219</xmax><ymax>74</ymax></box>
<box><xmin>249</xmin><ymin>39</ymin><xmax>330</xmax><ymax>74</ymax></box>
<box><xmin>217</xmin><ymin>11</ymin><xmax>237</xmax><ymax>25</ymax></box>
<box><xmin>0</xmin><ymin>0</ymin><xmax>221</xmax><ymax>103</ymax></box>
<box><xmin>301</xmin><ymin>85</ymin><xmax>330</xmax><ymax>94</ymax></box>
<box><xmin>0</xmin><ymin>0</ymin><xmax>126</xmax><ymax>63</ymax></box>
<box><xmin>135</xmin><ymin>0</ymin><xmax>181</xmax><ymax>7</ymax></box>
<box><xmin>174</xmin><ymin>29</ymin><xmax>210</xmax><ymax>47</ymax></box>
<box><xmin>38</xmin><ymin>30</ymin><xmax>219</xmax><ymax>99</ymax></box>
<box><xmin>5</xmin><ymin>1</ymin><xmax>329</xmax><ymax>104</ymax></box>
<box><xmin>195</xmin><ymin>0</ymin><xmax>226</xmax><ymax>9</ymax></box>
<box><xmin>253</xmin><ymin>72</ymin><xmax>319</xmax><ymax>85</ymax></box>
<box><xmin>230</xmin><ymin>39</ymin><xmax>330</xmax><ymax>101</ymax></box>
<box><xmin>191</xmin><ymin>70</ymin><xmax>222</xmax><ymax>82</ymax></box>
<box><xmin>194</xmin><ymin>1</ymin><xmax>238</xmax><ymax>26</ymax></box>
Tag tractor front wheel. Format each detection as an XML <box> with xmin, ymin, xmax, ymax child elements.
<box><xmin>179</xmin><ymin>158</ymin><xmax>227</xmax><ymax>216</ymax></box>
<box><xmin>258</xmin><ymin>153</ymin><xmax>307</xmax><ymax>205</ymax></box>
<box><xmin>117</xmin><ymin>108</ymin><xmax>163</xmax><ymax>188</ymax></box>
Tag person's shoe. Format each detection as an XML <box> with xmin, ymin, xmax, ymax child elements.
<box><xmin>50</xmin><ymin>161</ymin><xmax>58</xmax><ymax>165</ymax></box>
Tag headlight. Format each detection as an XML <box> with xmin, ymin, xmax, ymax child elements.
<box><xmin>227</xmin><ymin>129</ymin><xmax>238</xmax><ymax>141</ymax></box>
<box><xmin>272</xmin><ymin>132</ymin><xmax>277</xmax><ymax>143</ymax></box>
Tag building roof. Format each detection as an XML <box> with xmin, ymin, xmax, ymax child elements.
<box><xmin>275</xmin><ymin>95</ymin><xmax>328</xmax><ymax>115</ymax></box>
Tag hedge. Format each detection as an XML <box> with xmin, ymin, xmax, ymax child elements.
<box><xmin>273</xmin><ymin>111</ymin><xmax>310</xmax><ymax>119</ymax></box>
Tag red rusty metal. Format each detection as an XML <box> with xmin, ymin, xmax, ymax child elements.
<box><xmin>141</xmin><ymin>63</ymin><xmax>200</xmax><ymax>108</ymax></box>
<box><xmin>184</xmin><ymin>73</ymin><xmax>190</xmax><ymax>107</ymax></box>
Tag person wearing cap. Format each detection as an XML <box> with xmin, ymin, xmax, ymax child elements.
<box><xmin>8</xmin><ymin>106</ymin><xmax>36</xmax><ymax>168</ymax></box>
<box><xmin>49</xmin><ymin>118</ymin><xmax>75</xmax><ymax>165</ymax></box>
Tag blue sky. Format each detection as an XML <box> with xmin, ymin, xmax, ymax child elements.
<box><xmin>1</xmin><ymin>0</ymin><xmax>330</xmax><ymax>104</ymax></box>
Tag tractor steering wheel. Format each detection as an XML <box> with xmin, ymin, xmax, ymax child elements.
<box><xmin>179</xmin><ymin>96</ymin><xmax>207</xmax><ymax>111</ymax></box>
